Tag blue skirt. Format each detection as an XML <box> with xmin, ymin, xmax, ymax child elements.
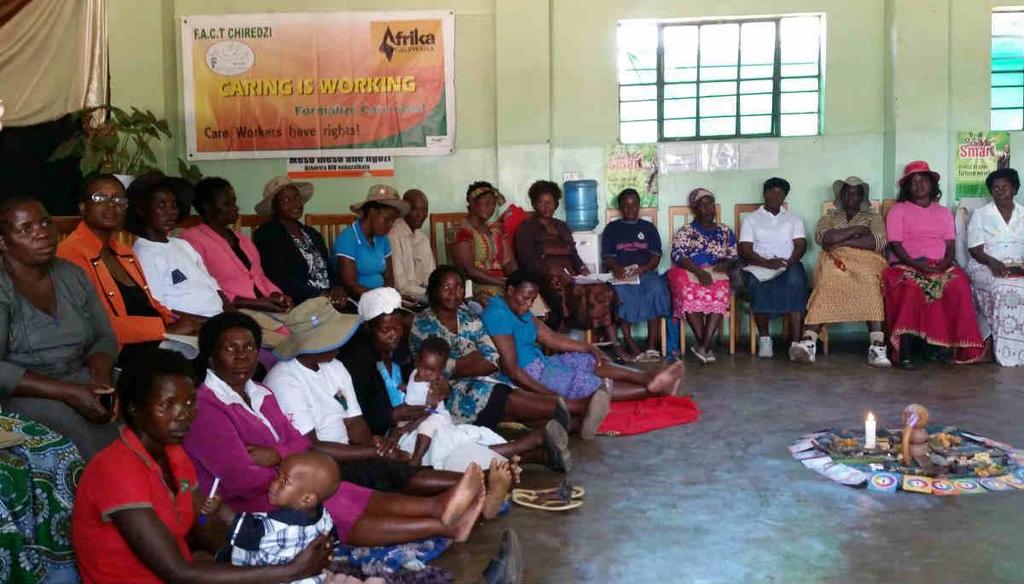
<box><xmin>744</xmin><ymin>263</ymin><xmax>809</xmax><ymax>314</ymax></box>
<box><xmin>614</xmin><ymin>271</ymin><xmax>671</xmax><ymax>323</ymax></box>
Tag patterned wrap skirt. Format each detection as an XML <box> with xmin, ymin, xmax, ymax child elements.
<box><xmin>523</xmin><ymin>352</ymin><xmax>603</xmax><ymax>399</ymax></box>
<box><xmin>805</xmin><ymin>247</ymin><xmax>887</xmax><ymax>325</ymax></box>
<box><xmin>967</xmin><ymin>261</ymin><xmax>1024</xmax><ymax>366</ymax></box>
<box><xmin>667</xmin><ymin>266</ymin><xmax>731</xmax><ymax>317</ymax></box>
<box><xmin>882</xmin><ymin>261</ymin><xmax>985</xmax><ymax>363</ymax></box>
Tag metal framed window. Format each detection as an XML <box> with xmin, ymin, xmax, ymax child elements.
<box><xmin>992</xmin><ymin>10</ymin><xmax>1024</xmax><ymax>131</ymax></box>
<box><xmin>617</xmin><ymin>15</ymin><xmax>823</xmax><ymax>143</ymax></box>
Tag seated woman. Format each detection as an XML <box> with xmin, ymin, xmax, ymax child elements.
<box><xmin>601</xmin><ymin>188</ymin><xmax>670</xmax><ymax>362</ymax></box>
<box><xmin>482</xmin><ymin>272</ymin><xmax>684</xmax><ymax>414</ymax></box>
<box><xmin>0</xmin><ymin>195</ymin><xmax>120</xmax><ymax>459</ymax></box>
<box><xmin>515</xmin><ymin>180</ymin><xmax>622</xmax><ymax>348</ymax></box>
<box><xmin>58</xmin><ymin>174</ymin><xmax>201</xmax><ymax>364</ymax></box>
<box><xmin>253</xmin><ymin>176</ymin><xmax>347</xmax><ymax>309</ymax></box>
<box><xmin>128</xmin><ymin>174</ymin><xmax>228</xmax><ymax>319</ymax></box>
<box><xmin>72</xmin><ymin>348</ymin><xmax>331</xmax><ymax>583</ymax></box>
<box><xmin>333</xmin><ymin>185</ymin><xmax>407</xmax><ymax>301</ymax></box>
<box><xmin>183</xmin><ymin>312</ymin><xmax>489</xmax><ymax>546</ymax></box>
<box><xmin>791</xmin><ymin>177</ymin><xmax>891</xmax><ymax>366</ymax></box>
<box><xmin>967</xmin><ymin>168</ymin><xmax>1024</xmax><ymax>366</ymax></box>
<box><xmin>738</xmin><ymin>177</ymin><xmax>808</xmax><ymax>360</ymax></box>
<box><xmin>447</xmin><ymin>181</ymin><xmax>517</xmax><ymax>306</ymax></box>
<box><xmin>265</xmin><ymin>296</ymin><xmax>517</xmax><ymax>517</ymax></box>
<box><xmin>884</xmin><ymin>160</ymin><xmax>984</xmax><ymax>368</ymax></box>
<box><xmin>412</xmin><ymin>266</ymin><xmax>586</xmax><ymax>432</ymax></box>
<box><xmin>338</xmin><ymin>287</ymin><xmax>571</xmax><ymax>471</ymax></box>
<box><xmin>667</xmin><ymin>188</ymin><xmax>737</xmax><ymax>364</ymax></box>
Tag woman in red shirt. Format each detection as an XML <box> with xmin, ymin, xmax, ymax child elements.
<box><xmin>71</xmin><ymin>348</ymin><xmax>330</xmax><ymax>584</ymax></box>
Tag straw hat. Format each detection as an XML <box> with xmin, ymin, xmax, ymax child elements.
<box><xmin>256</xmin><ymin>176</ymin><xmax>313</xmax><ymax>216</ymax></box>
<box><xmin>832</xmin><ymin>176</ymin><xmax>871</xmax><ymax>208</ymax></box>
<box><xmin>350</xmin><ymin>184</ymin><xmax>410</xmax><ymax>217</ymax></box>
<box><xmin>273</xmin><ymin>297</ymin><xmax>361</xmax><ymax>360</ymax></box>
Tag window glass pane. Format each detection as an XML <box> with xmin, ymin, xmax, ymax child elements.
<box><xmin>700</xmin><ymin>66</ymin><xmax>738</xmax><ymax>81</ymax></box>
<box><xmin>700</xmin><ymin>23</ymin><xmax>739</xmax><ymax>66</ymax></box>
<box><xmin>699</xmin><ymin>81</ymin><xmax>737</xmax><ymax>97</ymax></box>
<box><xmin>620</xmin><ymin>120</ymin><xmax>657</xmax><ymax>143</ymax></box>
<box><xmin>992</xmin><ymin>108</ymin><xmax>1024</xmax><ymax>131</ymax></box>
<box><xmin>740</xmin><ymin>79</ymin><xmax>773</xmax><ymax>94</ymax></box>
<box><xmin>993</xmin><ymin>57</ymin><xmax>1024</xmax><ymax>72</ymax></box>
<box><xmin>620</xmin><ymin>85</ymin><xmax>657</xmax><ymax>101</ymax></box>
<box><xmin>664</xmin><ymin>98</ymin><xmax>696</xmax><ymax>119</ymax></box>
<box><xmin>664</xmin><ymin>119</ymin><xmax>696</xmax><ymax>138</ymax></box>
<box><xmin>781</xmin><ymin>91</ymin><xmax>819</xmax><ymax>113</ymax></box>
<box><xmin>780</xmin><ymin>113</ymin><xmax>818</xmax><ymax>136</ymax></box>
<box><xmin>992</xmin><ymin>72</ymin><xmax>1024</xmax><ymax>87</ymax></box>
<box><xmin>741</xmin><ymin>115</ymin><xmax>772</xmax><ymax>134</ymax></box>
<box><xmin>740</xmin><ymin>94</ymin><xmax>772</xmax><ymax>115</ymax></box>
<box><xmin>619</xmin><ymin>69</ymin><xmax>657</xmax><ymax>84</ymax></box>
<box><xmin>780</xmin><ymin>16</ymin><xmax>820</xmax><ymax>65</ymax></box>
<box><xmin>993</xmin><ymin>12</ymin><xmax>1024</xmax><ymax>36</ymax></box>
<box><xmin>741</xmin><ymin>22</ymin><xmax>776</xmax><ymax>65</ymax></box>
<box><xmin>663</xmin><ymin>26</ymin><xmax>698</xmax><ymax>85</ymax></box>
<box><xmin>993</xmin><ymin>87</ymin><xmax>1024</xmax><ymax>109</ymax></box>
<box><xmin>617</xmin><ymin>22</ymin><xmax>658</xmax><ymax>86</ymax></box>
<box><xmin>740</xmin><ymin>64</ymin><xmax>774</xmax><ymax>79</ymax></box>
<box><xmin>620</xmin><ymin>100</ymin><xmax>658</xmax><ymax>121</ymax></box>
<box><xmin>781</xmin><ymin>63</ymin><xmax>819</xmax><ymax>77</ymax></box>
<box><xmin>781</xmin><ymin>78</ymin><xmax>819</xmax><ymax>92</ymax></box>
<box><xmin>664</xmin><ymin>83</ymin><xmax>696</xmax><ymax>98</ymax></box>
<box><xmin>700</xmin><ymin>96</ymin><xmax>737</xmax><ymax>117</ymax></box>
<box><xmin>665</xmin><ymin>68</ymin><xmax>697</xmax><ymax>82</ymax></box>
<box><xmin>993</xmin><ymin>36</ymin><xmax>1024</xmax><ymax>60</ymax></box>
<box><xmin>700</xmin><ymin>117</ymin><xmax>736</xmax><ymax>136</ymax></box>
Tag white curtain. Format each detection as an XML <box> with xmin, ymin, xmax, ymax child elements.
<box><xmin>0</xmin><ymin>0</ymin><xmax>107</xmax><ymax>126</ymax></box>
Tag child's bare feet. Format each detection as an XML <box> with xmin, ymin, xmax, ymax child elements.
<box><xmin>439</xmin><ymin>462</ymin><xmax>483</xmax><ymax>526</ymax></box>
<box><xmin>646</xmin><ymin>361</ymin><xmax>684</xmax><ymax>395</ymax></box>
<box><xmin>451</xmin><ymin>487</ymin><xmax>485</xmax><ymax>543</ymax></box>
<box><xmin>483</xmin><ymin>458</ymin><xmax>512</xmax><ymax>519</ymax></box>
<box><xmin>508</xmin><ymin>455</ymin><xmax>523</xmax><ymax>485</ymax></box>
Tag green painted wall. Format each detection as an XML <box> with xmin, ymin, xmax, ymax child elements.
<box><xmin>107</xmin><ymin>0</ymin><xmax>1007</xmax><ymax>267</ymax></box>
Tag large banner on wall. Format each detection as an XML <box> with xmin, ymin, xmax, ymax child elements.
<box><xmin>955</xmin><ymin>131</ymin><xmax>1010</xmax><ymax>199</ymax></box>
<box><xmin>180</xmin><ymin>11</ymin><xmax>455</xmax><ymax>160</ymax></box>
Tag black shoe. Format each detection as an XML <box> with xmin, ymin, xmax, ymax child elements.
<box><xmin>482</xmin><ymin>528</ymin><xmax>522</xmax><ymax>584</ymax></box>
<box><xmin>553</xmin><ymin>397</ymin><xmax>571</xmax><ymax>433</ymax></box>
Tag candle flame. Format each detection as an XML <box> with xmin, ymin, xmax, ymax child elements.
<box><xmin>867</xmin><ymin>412</ymin><xmax>875</xmax><ymax>422</ymax></box>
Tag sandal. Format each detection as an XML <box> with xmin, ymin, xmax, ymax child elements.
<box><xmin>512</xmin><ymin>484</ymin><xmax>585</xmax><ymax>500</ymax></box>
<box><xmin>638</xmin><ymin>349</ymin><xmax>662</xmax><ymax>362</ymax></box>
<box><xmin>511</xmin><ymin>480</ymin><xmax>584</xmax><ymax>511</ymax></box>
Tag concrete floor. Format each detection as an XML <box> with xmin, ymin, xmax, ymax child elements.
<box><xmin>436</xmin><ymin>341</ymin><xmax>1024</xmax><ymax>583</ymax></box>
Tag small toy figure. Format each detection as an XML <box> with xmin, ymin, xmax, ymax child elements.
<box><xmin>901</xmin><ymin>404</ymin><xmax>932</xmax><ymax>470</ymax></box>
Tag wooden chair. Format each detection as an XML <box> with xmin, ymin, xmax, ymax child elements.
<box><xmin>815</xmin><ymin>199</ymin><xmax>883</xmax><ymax>354</ymax></box>
<box><xmin>239</xmin><ymin>214</ymin><xmax>269</xmax><ymax>237</ymax></box>
<box><xmin>734</xmin><ymin>202</ymin><xmax>797</xmax><ymax>355</ymax></box>
<box><xmin>428</xmin><ymin>212</ymin><xmax>468</xmax><ymax>265</ymax></box>
<box><xmin>882</xmin><ymin>198</ymin><xmax>897</xmax><ymax>219</ymax></box>
<box><xmin>53</xmin><ymin>216</ymin><xmax>81</xmax><ymax>242</ymax></box>
<box><xmin>665</xmin><ymin>204</ymin><xmax>735</xmax><ymax>357</ymax></box>
<box><xmin>304</xmin><ymin>213</ymin><xmax>357</xmax><ymax>246</ymax></box>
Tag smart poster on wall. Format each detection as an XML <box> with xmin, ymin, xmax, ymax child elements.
<box><xmin>180</xmin><ymin>11</ymin><xmax>455</xmax><ymax>160</ymax></box>
<box><xmin>955</xmin><ymin>131</ymin><xmax>1010</xmax><ymax>199</ymax></box>
<box><xmin>605</xmin><ymin>144</ymin><xmax>659</xmax><ymax>208</ymax></box>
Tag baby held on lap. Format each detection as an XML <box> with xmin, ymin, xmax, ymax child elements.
<box><xmin>204</xmin><ymin>451</ymin><xmax>381</xmax><ymax>584</ymax></box>
<box><xmin>398</xmin><ymin>337</ymin><xmax>508</xmax><ymax>472</ymax></box>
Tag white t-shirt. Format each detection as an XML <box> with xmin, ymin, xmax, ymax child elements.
<box><xmin>264</xmin><ymin>358</ymin><xmax>362</xmax><ymax>444</ymax></box>
<box><xmin>739</xmin><ymin>206</ymin><xmax>806</xmax><ymax>259</ymax></box>
<box><xmin>133</xmin><ymin>237</ymin><xmax>224</xmax><ymax>317</ymax></box>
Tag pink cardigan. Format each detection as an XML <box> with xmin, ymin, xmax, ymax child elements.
<box><xmin>180</xmin><ymin>223</ymin><xmax>281</xmax><ymax>301</ymax></box>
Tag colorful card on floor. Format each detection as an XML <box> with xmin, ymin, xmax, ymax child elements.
<box><xmin>824</xmin><ymin>463</ymin><xmax>868</xmax><ymax>486</ymax></box>
<box><xmin>793</xmin><ymin>449</ymin><xmax>828</xmax><ymax>460</ymax></box>
<box><xmin>802</xmin><ymin>456</ymin><xmax>833</xmax><ymax>473</ymax></box>
<box><xmin>930</xmin><ymin>479</ymin><xmax>959</xmax><ymax>496</ymax></box>
<box><xmin>902</xmin><ymin>475</ymin><xmax>933</xmax><ymax>494</ymax></box>
<box><xmin>998</xmin><ymin>473</ymin><xmax>1024</xmax><ymax>489</ymax></box>
<box><xmin>867</xmin><ymin>472</ymin><xmax>900</xmax><ymax>493</ymax></box>
<box><xmin>979</xmin><ymin>477</ymin><xmax>1014</xmax><ymax>492</ymax></box>
<box><xmin>788</xmin><ymin>438</ymin><xmax>815</xmax><ymax>454</ymax></box>
<box><xmin>952</xmin><ymin>479</ymin><xmax>984</xmax><ymax>494</ymax></box>
<box><xmin>1013</xmin><ymin>468</ymin><xmax>1024</xmax><ymax>482</ymax></box>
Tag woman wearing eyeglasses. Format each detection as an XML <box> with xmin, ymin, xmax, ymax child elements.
<box><xmin>58</xmin><ymin>175</ymin><xmax>201</xmax><ymax>366</ymax></box>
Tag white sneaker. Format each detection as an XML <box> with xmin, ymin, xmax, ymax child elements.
<box><xmin>868</xmin><ymin>344</ymin><xmax>892</xmax><ymax>367</ymax></box>
<box><xmin>757</xmin><ymin>336</ymin><xmax>774</xmax><ymax>358</ymax></box>
<box><xmin>789</xmin><ymin>339</ymin><xmax>816</xmax><ymax>363</ymax></box>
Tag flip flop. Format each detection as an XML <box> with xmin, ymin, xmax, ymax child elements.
<box><xmin>511</xmin><ymin>490</ymin><xmax>584</xmax><ymax>512</ymax></box>
<box><xmin>638</xmin><ymin>349</ymin><xmax>662</xmax><ymax>362</ymax></box>
<box><xmin>512</xmin><ymin>485</ymin><xmax>586</xmax><ymax>500</ymax></box>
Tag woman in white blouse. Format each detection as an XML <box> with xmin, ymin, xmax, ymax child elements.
<box><xmin>967</xmin><ymin>168</ymin><xmax>1024</xmax><ymax>366</ymax></box>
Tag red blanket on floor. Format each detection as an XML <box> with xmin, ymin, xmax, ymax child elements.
<box><xmin>597</xmin><ymin>395</ymin><xmax>701</xmax><ymax>436</ymax></box>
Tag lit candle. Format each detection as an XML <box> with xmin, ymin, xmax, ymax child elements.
<box><xmin>865</xmin><ymin>412</ymin><xmax>877</xmax><ymax>450</ymax></box>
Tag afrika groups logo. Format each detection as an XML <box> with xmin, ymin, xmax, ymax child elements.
<box><xmin>376</xmin><ymin>22</ymin><xmax>437</xmax><ymax>61</ymax></box>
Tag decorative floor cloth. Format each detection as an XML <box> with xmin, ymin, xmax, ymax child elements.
<box><xmin>0</xmin><ymin>413</ymin><xmax>84</xmax><ymax>584</ymax></box>
<box><xmin>597</xmin><ymin>395</ymin><xmax>701</xmax><ymax>436</ymax></box>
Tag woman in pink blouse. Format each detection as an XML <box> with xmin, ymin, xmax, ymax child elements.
<box><xmin>883</xmin><ymin>161</ymin><xmax>984</xmax><ymax>368</ymax></box>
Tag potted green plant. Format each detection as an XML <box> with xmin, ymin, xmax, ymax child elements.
<box><xmin>49</xmin><ymin>105</ymin><xmax>171</xmax><ymax>182</ymax></box>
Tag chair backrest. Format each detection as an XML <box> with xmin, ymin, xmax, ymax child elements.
<box><xmin>604</xmin><ymin>207</ymin><xmax>659</xmax><ymax>227</ymax></box>
<box><xmin>238</xmin><ymin>214</ymin><xmax>269</xmax><ymax>237</ymax></box>
<box><xmin>668</xmin><ymin>204</ymin><xmax>723</xmax><ymax>237</ymax></box>
<box><xmin>429</xmin><ymin>212</ymin><xmax>468</xmax><ymax>265</ymax></box>
<box><xmin>733</xmin><ymin>203</ymin><xmax>763</xmax><ymax>235</ymax></box>
<box><xmin>53</xmin><ymin>216</ymin><xmax>81</xmax><ymax>242</ymax></box>
<box><xmin>821</xmin><ymin>199</ymin><xmax>882</xmax><ymax>215</ymax></box>
<box><xmin>882</xmin><ymin>199</ymin><xmax>897</xmax><ymax>219</ymax></box>
<box><xmin>304</xmin><ymin>213</ymin><xmax>357</xmax><ymax>246</ymax></box>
